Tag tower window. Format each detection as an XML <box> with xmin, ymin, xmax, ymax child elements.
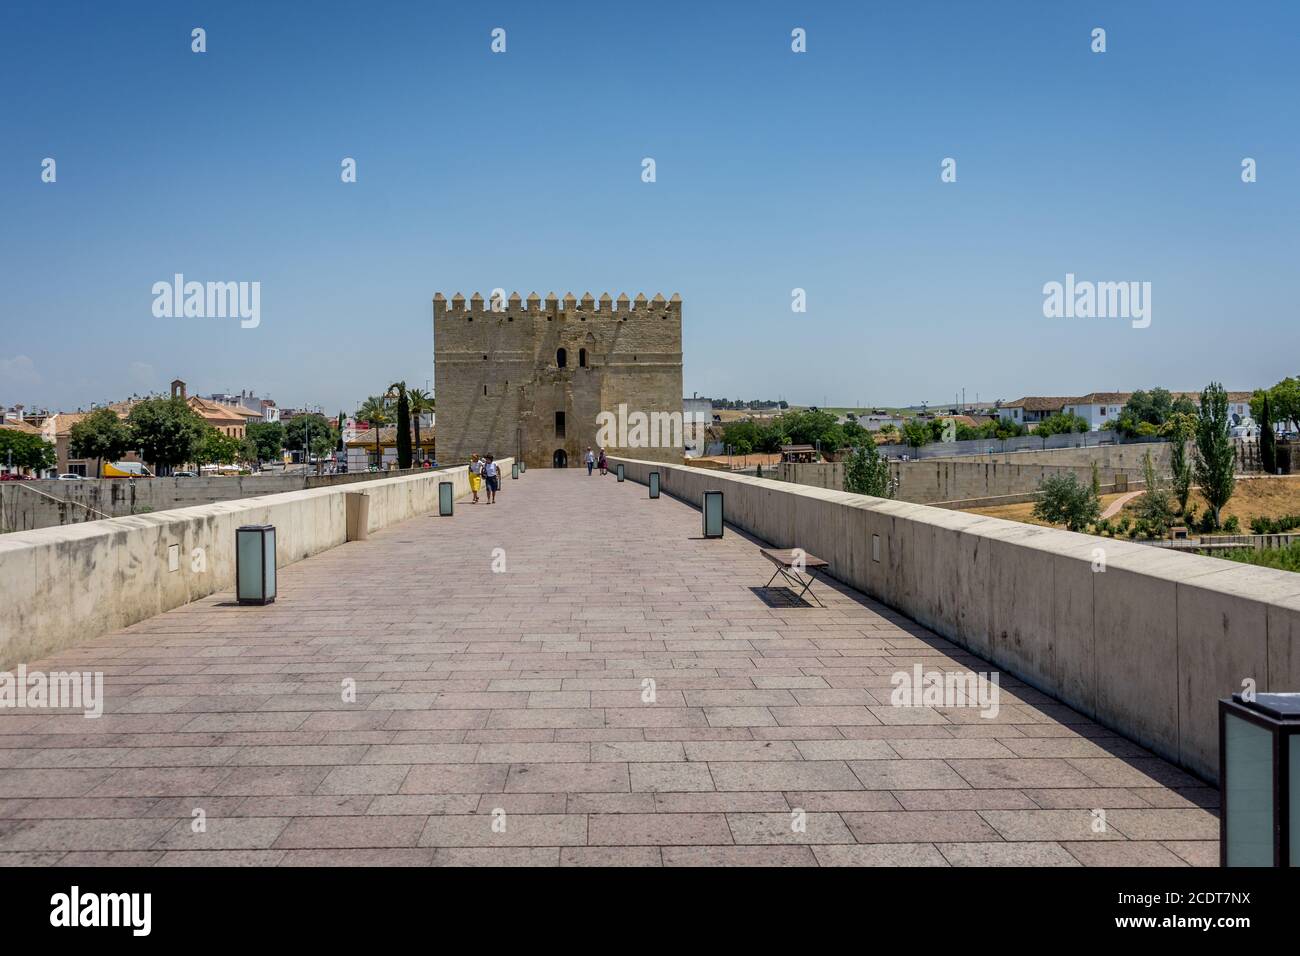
<box><xmin>556</xmin><ymin>348</ymin><xmax>567</xmax><ymax>368</ymax></box>
<box><xmin>555</xmin><ymin>411</ymin><xmax>566</xmax><ymax>437</ymax></box>
<box><xmin>579</xmin><ymin>348</ymin><xmax>587</xmax><ymax>368</ymax></box>
<box><xmin>484</xmin><ymin>385</ymin><xmax>488</xmax><ymax>396</ymax></box>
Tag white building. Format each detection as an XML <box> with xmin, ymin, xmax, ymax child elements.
<box><xmin>683</xmin><ymin>397</ymin><xmax>712</xmax><ymax>458</ymax></box>
<box><xmin>1001</xmin><ymin>390</ymin><xmax>1257</xmax><ymax>432</ymax></box>
<box><xmin>996</xmin><ymin>397</ymin><xmax>1072</xmax><ymax>426</ymax></box>
<box><xmin>1061</xmin><ymin>393</ymin><xmax>1128</xmax><ymax>431</ymax></box>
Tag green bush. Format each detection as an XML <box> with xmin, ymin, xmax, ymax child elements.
<box><xmin>1031</xmin><ymin>473</ymin><xmax>1101</xmax><ymax>532</ymax></box>
<box><xmin>1223</xmin><ymin>515</ymin><xmax>1241</xmax><ymax>534</ymax></box>
<box><xmin>1249</xmin><ymin>514</ymin><xmax>1300</xmax><ymax>535</ymax></box>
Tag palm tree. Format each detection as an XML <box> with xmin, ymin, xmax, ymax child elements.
<box><xmin>408</xmin><ymin>388</ymin><xmax>434</xmax><ymax>464</ymax></box>
<box><xmin>356</xmin><ymin>395</ymin><xmax>390</xmax><ymax>470</ymax></box>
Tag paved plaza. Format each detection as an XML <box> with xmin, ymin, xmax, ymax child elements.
<box><xmin>0</xmin><ymin>470</ymin><xmax>1220</xmax><ymax>866</ymax></box>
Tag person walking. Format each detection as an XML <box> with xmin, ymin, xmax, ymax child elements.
<box><xmin>597</xmin><ymin>448</ymin><xmax>608</xmax><ymax>476</ymax></box>
<box><xmin>585</xmin><ymin>447</ymin><xmax>595</xmax><ymax>476</ymax></box>
<box><xmin>468</xmin><ymin>453</ymin><xmax>482</xmax><ymax>503</ymax></box>
<box><xmin>483</xmin><ymin>455</ymin><xmax>500</xmax><ymax>504</ymax></box>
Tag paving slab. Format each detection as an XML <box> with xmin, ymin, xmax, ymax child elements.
<box><xmin>0</xmin><ymin>471</ymin><xmax>1218</xmax><ymax>864</ymax></box>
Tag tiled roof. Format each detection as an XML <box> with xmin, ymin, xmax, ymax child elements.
<box><xmin>187</xmin><ymin>396</ymin><xmax>248</xmax><ymax>424</ymax></box>
<box><xmin>0</xmin><ymin>419</ymin><xmax>42</xmax><ymax>435</ymax></box>
<box><xmin>42</xmin><ymin>412</ymin><xmax>93</xmax><ymax>437</ymax></box>
<box><xmin>1001</xmin><ymin>397</ymin><xmax>1074</xmax><ymax>411</ymax></box>
<box><xmin>1070</xmin><ymin>392</ymin><xmax>1130</xmax><ymax>405</ymax></box>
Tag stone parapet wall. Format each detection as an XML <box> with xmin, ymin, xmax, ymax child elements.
<box><xmin>0</xmin><ymin>461</ymin><xmax>508</xmax><ymax>670</ymax></box>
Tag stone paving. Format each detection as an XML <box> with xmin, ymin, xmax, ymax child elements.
<box><xmin>0</xmin><ymin>470</ymin><xmax>1220</xmax><ymax>866</ymax></box>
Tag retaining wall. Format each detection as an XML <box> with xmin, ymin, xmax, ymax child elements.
<box><xmin>0</xmin><ymin>468</ymin><xmax>437</xmax><ymax>533</ymax></box>
<box><xmin>777</xmin><ymin>455</ymin><xmax>1153</xmax><ymax>505</ymax></box>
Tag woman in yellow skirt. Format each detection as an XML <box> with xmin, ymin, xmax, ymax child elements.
<box><xmin>468</xmin><ymin>453</ymin><xmax>482</xmax><ymax>504</ymax></box>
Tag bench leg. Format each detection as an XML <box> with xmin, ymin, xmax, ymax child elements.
<box><xmin>763</xmin><ymin>566</ymin><xmax>825</xmax><ymax>608</ymax></box>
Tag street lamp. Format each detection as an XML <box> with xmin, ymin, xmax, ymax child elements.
<box><xmin>702</xmin><ymin>490</ymin><xmax>724</xmax><ymax>538</ymax></box>
<box><xmin>1220</xmin><ymin>692</ymin><xmax>1300</xmax><ymax>866</ymax></box>
<box><xmin>235</xmin><ymin>525</ymin><xmax>277</xmax><ymax>605</ymax></box>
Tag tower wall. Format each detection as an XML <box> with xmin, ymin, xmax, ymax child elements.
<box><xmin>433</xmin><ymin>292</ymin><xmax>683</xmax><ymax>468</ymax></box>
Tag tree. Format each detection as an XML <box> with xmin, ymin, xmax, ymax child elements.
<box><xmin>1135</xmin><ymin>450</ymin><xmax>1175</xmax><ymax>536</ymax></box>
<box><xmin>843</xmin><ymin>442</ymin><xmax>893</xmax><ymax>498</ymax></box>
<box><xmin>840</xmin><ymin>419</ymin><xmax>869</xmax><ymax>448</ymax></box>
<box><xmin>1115</xmin><ymin>387</ymin><xmax>1197</xmax><ymax>437</ymax></box>
<box><xmin>193</xmin><ymin>427</ymin><xmax>244</xmax><ymax>467</ymax></box>
<box><xmin>777</xmin><ymin>409</ymin><xmax>842</xmax><ymax>451</ymax></box>
<box><xmin>127</xmin><ymin>397</ymin><xmax>206</xmax><ymax>474</ymax></box>
<box><xmin>245</xmin><ymin>421</ymin><xmax>285</xmax><ymax>463</ymax></box>
<box><xmin>356</xmin><ymin>395</ymin><xmax>390</xmax><ymax>468</ymax></box>
<box><xmin>390</xmin><ymin>381</ymin><xmax>412</xmax><ymax>469</ymax></box>
<box><xmin>1031</xmin><ymin>473</ymin><xmax>1100</xmax><ymax>532</ymax></box>
<box><xmin>991</xmin><ymin>418</ymin><xmax>1028</xmax><ymax>440</ymax></box>
<box><xmin>1193</xmin><ymin>382</ymin><xmax>1236</xmax><ymax>529</ymax></box>
<box><xmin>408</xmin><ymin>388</ymin><xmax>434</xmax><ymax>463</ymax></box>
<box><xmin>0</xmin><ymin>429</ymin><xmax>56</xmax><ymax>473</ymax></box>
<box><xmin>722</xmin><ymin>418</ymin><xmax>784</xmax><ymax>455</ymax></box>
<box><xmin>1260</xmin><ymin>392</ymin><xmax>1277</xmax><ymax>474</ymax></box>
<box><xmin>1167</xmin><ymin>414</ymin><xmax>1194</xmax><ymax>514</ymax></box>
<box><xmin>1251</xmin><ymin>377</ymin><xmax>1300</xmax><ymax>434</ymax></box>
<box><xmin>68</xmin><ymin>408</ymin><xmax>132</xmax><ymax>477</ymax></box>
<box><xmin>283</xmin><ymin>413</ymin><xmax>336</xmax><ymax>460</ymax></box>
<box><xmin>901</xmin><ymin>420</ymin><xmax>931</xmax><ymax>449</ymax></box>
<box><xmin>1035</xmin><ymin>413</ymin><xmax>1090</xmax><ymax>437</ymax></box>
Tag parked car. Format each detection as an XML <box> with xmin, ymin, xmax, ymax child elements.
<box><xmin>0</xmin><ymin>472</ymin><xmax>35</xmax><ymax>480</ymax></box>
<box><xmin>172</xmin><ymin>471</ymin><xmax>199</xmax><ymax>478</ymax></box>
<box><xmin>56</xmin><ymin>474</ymin><xmax>85</xmax><ymax>480</ymax></box>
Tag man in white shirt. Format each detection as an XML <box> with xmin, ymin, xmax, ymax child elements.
<box><xmin>483</xmin><ymin>455</ymin><xmax>500</xmax><ymax>504</ymax></box>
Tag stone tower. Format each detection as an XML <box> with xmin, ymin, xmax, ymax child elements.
<box><xmin>433</xmin><ymin>291</ymin><xmax>683</xmax><ymax>468</ymax></box>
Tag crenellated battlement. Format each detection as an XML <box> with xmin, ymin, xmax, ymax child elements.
<box><xmin>434</xmin><ymin>291</ymin><xmax>681</xmax><ymax>318</ymax></box>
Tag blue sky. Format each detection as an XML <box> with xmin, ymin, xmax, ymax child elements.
<box><xmin>2</xmin><ymin>0</ymin><xmax>1297</xmax><ymax>414</ymax></box>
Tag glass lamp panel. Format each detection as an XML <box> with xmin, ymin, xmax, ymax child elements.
<box><xmin>263</xmin><ymin>528</ymin><xmax>276</xmax><ymax>599</ymax></box>
<box><xmin>1225</xmin><ymin>711</ymin><xmax>1274</xmax><ymax>867</ymax></box>
<box><xmin>237</xmin><ymin>530</ymin><xmax>263</xmax><ymax>601</ymax></box>
<box><xmin>704</xmin><ymin>492</ymin><xmax>723</xmax><ymax>536</ymax></box>
<box><xmin>1291</xmin><ymin>734</ymin><xmax>1299</xmax><ymax>866</ymax></box>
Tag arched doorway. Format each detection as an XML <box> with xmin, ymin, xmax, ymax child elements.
<box><xmin>552</xmin><ymin>449</ymin><xmax>568</xmax><ymax>468</ymax></box>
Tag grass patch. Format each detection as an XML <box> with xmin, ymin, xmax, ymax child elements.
<box><xmin>1210</xmin><ymin>541</ymin><xmax>1300</xmax><ymax>573</ymax></box>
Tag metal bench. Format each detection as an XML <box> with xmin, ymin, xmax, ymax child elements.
<box><xmin>760</xmin><ymin>548</ymin><xmax>829</xmax><ymax>607</ymax></box>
